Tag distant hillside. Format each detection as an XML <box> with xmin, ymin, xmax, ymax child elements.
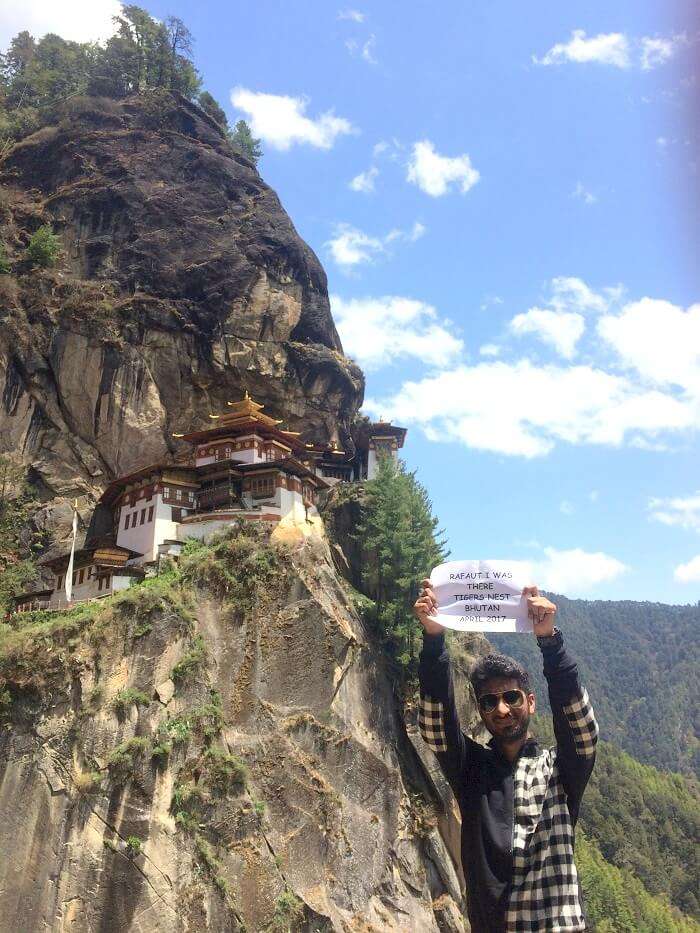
<box><xmin>530</xmin><ymin>715</ymin><xmax>699</xmax><ymax>919</ymax></box>
<box><xmin>489</xmin><ymin>596</ymin><xmax>700</xmax><ymax>775</ymax></box>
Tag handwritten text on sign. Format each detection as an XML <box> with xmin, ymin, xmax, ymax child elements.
<box><xmin>429</xmin><ymin>560</ymin><xmax>532</xmax><ymax>633</ymax></box>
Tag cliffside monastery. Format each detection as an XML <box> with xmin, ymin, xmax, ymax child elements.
<box><xmin>13</xmin><ymin>396</ymin><xmax>406</xmax><ymax>613</ymax></box>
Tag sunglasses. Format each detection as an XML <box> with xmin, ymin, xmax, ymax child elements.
<box><xmin>478</xmin><ymin>689</ymin><xmax>526</xmax><ymax>713</ymax></box>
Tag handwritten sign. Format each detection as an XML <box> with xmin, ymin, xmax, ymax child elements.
<box><xmin>429</xmin><ymin>560</ymin><xmax>532</xmax><ymax>633</ymax></box>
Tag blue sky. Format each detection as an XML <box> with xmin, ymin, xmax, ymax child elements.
<box><xmin>4</xmin><ymin>1</ymin><xmax>700</xmax><ymax>602</ymax></box>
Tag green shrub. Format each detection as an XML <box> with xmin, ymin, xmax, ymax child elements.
<box><xmin>107</xmin><ymin>736</ymin><xmax>151</xmax><ymax>780</ymax></box>
<box><xmin>26</xmin><ymin>224</ymin><xmax>61</xmax><ymax>267</ymax></box>
<box><xmin>112</xmin><ymin>687</ymin><xmax>150</xmax><ymax>716</ymax></box>
<box><xmin>150</xmin><ymin>740</ymin><xmax>172</xmax><ymax>765</ymax></box>
<box><xmin>159</xmin><ymin>714</ymin><xmax>192</xmax><ymax>745</ymax></box>
<box><xmin>171</xmin><ymin>635</ymin><xmax>206</xmax><ymax>684</ymax></box>
<box><xmin>125</xmin><ymin>836</ymin><xmax>142</xmax><ymax>857</ymax></box>
<box><xmin>204</xmin><ymin>747</ymin><xmax>247</xmax><ymax>792</ymax></box>
<box><xmin>268</xmin><ymin>888</ymin><xmax>305</xmax><ymax>932</ymax></box>
<box><xmin>171</xmin><ymin>781</ymin><xmax>208</xmax><ymax>833</ymax></box>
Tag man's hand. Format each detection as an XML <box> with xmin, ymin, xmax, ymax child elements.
<box><xmin>413</xmin><ymin>578</ymin><xmax>445</xmax><ymax>636</ymax></box>
<box><xmin>523</xmin><ymin>585</ymin><xmax>557</xmax><ymax>638</ymax></box>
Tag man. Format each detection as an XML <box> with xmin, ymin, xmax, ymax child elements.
<box><xmin>414</xmin><ymin>580</ymin><xmax>598</xmax><ymax>933</ymax></box>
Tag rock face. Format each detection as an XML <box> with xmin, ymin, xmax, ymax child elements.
<box><xmin>0</xmin><ymin>526</ymin><xmax>478</xmax><ymax>932</ymax></box>
<box><xmin>0</xmin><ymin>93</ymin><xmax>363</xmax><ymax>546</ymax></box>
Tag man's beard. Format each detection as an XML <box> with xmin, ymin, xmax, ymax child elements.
<box><xmin>493</xmin><ymin>714</ymin><xmax>530</xmax><ymax>744</ymax></box>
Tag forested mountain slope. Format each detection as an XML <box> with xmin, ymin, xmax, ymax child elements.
<box><xmin>490</xmin><ymin>596</ymin><xmax>700</xmax><ymax>774</ymax></box>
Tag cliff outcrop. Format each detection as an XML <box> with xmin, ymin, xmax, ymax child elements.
<box><xmin>0</xmin><ymin>524</ymin><xmax>479</xmax><ymax>932</ymax></box>
<box><xmin>0</xmin><ymin>93</ymin><xmax>363</xmax><ymax>547</ymax></box>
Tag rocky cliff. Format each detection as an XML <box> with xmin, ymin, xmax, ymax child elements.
<box><xmin>0</xmin><ymin>523</ymin><xmax>485</xmax><ymax>932</ymax></box>
<box><xmin>0</xmin><ymin>93</ymin><xmax>363</xmax><ymax>547</ymax></box>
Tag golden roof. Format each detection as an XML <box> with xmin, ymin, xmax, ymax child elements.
<box><xmin>218</xmin><ymin>394</ymin><xmax>282</xmax><ymax>429</ymax></box>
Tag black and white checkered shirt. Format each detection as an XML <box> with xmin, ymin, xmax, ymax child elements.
<box><xmin>418</xmin><ymin>630</ymin><xmax>598</xmax><ymax>933</ymax></box>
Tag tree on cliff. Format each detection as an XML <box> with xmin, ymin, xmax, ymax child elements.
<box><xmin>228</xmin><ymin>120</ymin><xmax>263</xmax><ymax>165</ymax></box>
<box><xmin>0</xmin><ymin>457</ymin><xmax>42</xmax><ymax>613</ymax></box>
<box><xmin>357</xmin><ymin>456</ymin><xmax>447</xmax><ymax>691</ymax></box>
<box><xmin>0</xmin><ymin>7</ymin><xmax>227</xmax><ymax>147</ymax></box>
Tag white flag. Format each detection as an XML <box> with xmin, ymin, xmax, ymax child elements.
<box><xmin>65</xmin><ymin>502</ymin><xmax>78</xmax><ymax>604</ymax></box>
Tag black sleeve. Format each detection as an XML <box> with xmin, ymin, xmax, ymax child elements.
<box><xmin>539</xmin><ymin>629</ymin><xmax>599</xmax><ymax>810</ymax></box>
<box><xmin>418</xmin><ymin>632</ymin><xmax>480</xmax><ymax>798</ymax></box>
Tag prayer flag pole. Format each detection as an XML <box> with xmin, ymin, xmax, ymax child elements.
<box><xmin>65</xmin><ymin>499</ymin><xmax>78</xmax><ymax>605</ymax></box>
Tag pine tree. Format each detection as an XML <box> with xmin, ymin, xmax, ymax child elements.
<box><xmin>228</xmin><ymin>119</ymin><xmax>262</xmax><ymax>164</ymax></box>
<box><xmin>199</xmin><ymin>91</ymin><xmax>228</xmax><ymax>128</ymax></box>
<box><xmin>357</xmin><ymin>455</ymin><xmax>447</xmax><ymax>692</ymax></box>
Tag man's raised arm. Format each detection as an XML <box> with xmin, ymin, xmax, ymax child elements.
<box><xmin>415</xmin><ymin>578</ymin><xmax>476</xmax><ymax>796</ymax></box>
<box><xmin>526</xmin><ymin>587</ymin><xmax>599</xmax><ymax>808</ymax></box>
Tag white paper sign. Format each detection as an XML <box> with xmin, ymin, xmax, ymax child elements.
<box><xmin>429</xmin><ymin>560</ymin><xmax>533</xmax><ymax>633</ymax></box>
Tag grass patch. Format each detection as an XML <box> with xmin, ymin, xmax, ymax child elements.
<box><xmin>0</xmin><ymin>601</ymin><xmax>99</xmax><ymax>678</ymax></box>
<box><xmin>0</xmin><ymin>686</ymin><xmax>11</xmax><ymax>717</ymax></box>
<box><xmin>179</xmin><ymin>524</ymin><xmax>282</xmax><ymax>609</ymax></box>
<box><xmin>195</xmin><ymin>835</ymin><xmax>230</xmax><ymax>896</ymax></box>
<box><xmin>111</xmin><ymin>570</ymin><xmax>195</xmax><ymax>629</ymax></box>
<box><xmin>112</xmin><ymin>688</ymin><xmax>150</xmax><ymax>716</ymax></box>
<box><xmin>74</xmin><ymin>769</ymin><xmax>102</xmax><ymax>794</ymax></box>
<box><xmin>268</xmin><ymin>888</ymin><xmax>305</xmax><ymax>932</ymax></box>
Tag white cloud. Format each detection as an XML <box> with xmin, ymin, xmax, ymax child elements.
<box><xmin>535</xmin><ymin>29</ymin><xmax>684</xmax><ymax>71</ymax></box>
<box><xmin>640</xmin><ymin>35</ymin><xmax>683</xmax><ymax>71</ymax></box>
<box><xmin>349</xmin><ymin>165</ymin><xmax>379</xmax><ymax>193</ymax></box>
<box><xmin>559</xmin><ymin>500</ymin><xmax>575</xmax><ymax>516</ymax></box>
<box><xmin>362</xmin><ymin>34</ymin><xmax>377</xmax><ymax>64</ymax></box>
<box><xmin>364</xmin><ymin>360</ymin><xmax>695</xmax><ymax>458</ymax></box>
<box><xmin>0</xmin><ymin>0</ymin><xmax>122</xmax><ymax>45</ymax></box>
<box><xmin>407</xmin><ymin>140</ymin><xmax>480</xmax><ymax>197</ymax></box>
<box><xmin>326</xmin><ymin>221</ymin><xmax>425</xmax><ymax>271</ymax></box>
<box><xmin>345</xmin><ymin>33</ymin><xmax>378</xmax><ymax>64</ymax></box>
<box><xmin>548</xmin><ymin>277</ymin><xmax>621</xmax><ymax>315</ymax></box>
<box><xmin>326</xmin><ymin>225</ymin><xmax>383</xmax><ymax>269</ymax></box>
<box><xmin>597</xmin><ymin>298</ymin><xmax>700</xmax><ymax>394</ymax></box>
<box><xmin>572</xmin><ymin>182</ymin><xmax>597</xmax><ymax>205</ymax></box>
<box><xmin>338</xmin><ymin>9</ymin><xmax>365</xmax><ymax>22</ymax></box>
<box><xmin>534</xmin><ymin>30</ymin><xmax>631</xmax><ymax>68</ymax></box>
<box><xmin>649</xmin><ymin>492</ymin><xmax>700</xmax><ymax>531</ymax></box>
<box><xmin>331</xmin><ymin>295</ymin><xmax>464</xmax><ymax>370</ymax></box>
<box><xmin>230</xmin><ymin>88</ymin><xmax>355</xmax><ymax>151</ymax></box>
<box><xmin>510</xmin><ymin>309</ymin><xmax>585</xmax><ymax>359</ymax></box>
<box><xmin>532</xmin><ymin>547</ymin><xmax>628</xmax><ymax>595</ymax></box>
<box><xmin>507</xmin><ymin>277</ymin><xmax>621</xmax><ymax>360</ymax></box>
<box><xmin>386</xmin><ymin>220</ymin><xmax>426</xmax><ymax>243</ymax></box>
<box><xmin>674</xmin><ymin>555</ymin><xmax>700</xmax><ymax>582</ymax></box>
<box><xmin>479</xmin><ymin>343</ymin><xmax>501</xmax><ymax>357</ymax></box>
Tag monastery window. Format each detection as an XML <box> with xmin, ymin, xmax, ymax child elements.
<box><xmin>57</xmin><ymin>575</ymin><xmax>63</xmax><ymax>589</ymax></box>
<box><xmin>78</xmin><ymin>569</ymin><xmax>84</xmax><ymax>585</ymax></box>
<box><xmin>148</xmin><ymin>506</ymin><xmax>154</xmax><ymax>522</ymax></box>
<box><xmin>124</xmin><ymin>512</ymin><xmax>130</xmax><ymax>529</ymax></box>
<box><xmin>87</xmin><ymin>566</ymin><xmax>93</xmax><ymax>580</ymax></box>
<box><xmin>140</xmin><ymin>509</ymin><xmax>146</xmax><ymax>525</ymax></box>
<box><xmin>172</xmin><ymin>507</ymin><xmax>182</xmax><ymax>522</ymax></box>
<box><xmin>162</xmin><ymin>486</ymin><xmax>170</xmax><ymax>498</ymax></box>
<box><xmin>175</xmin><ymin>488</ymin><xmax>182</xmax><ymax>501</ymax></box>
<box><xmin>250</xmin><ymin>476</ymin><xmax>274</xmax><ymax>497</ymax></box>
